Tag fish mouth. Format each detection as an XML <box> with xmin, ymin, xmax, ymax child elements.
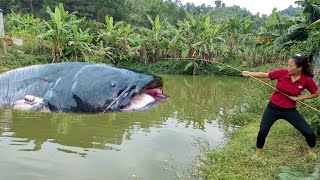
<box><xmin>121</xmin><ymin>79</ymin><xmax>167</xmax><ymax>111</ymax></box>
<box><xmin>100</xmin><ymin>79</ymin><xmax>167</xmax><ymax>113</ymax></box>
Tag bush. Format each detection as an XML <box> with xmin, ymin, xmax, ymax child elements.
<box><xmin>0</xmin><ymin>49</ymin><xmax>51</xmax><ymax>69</ymax></box>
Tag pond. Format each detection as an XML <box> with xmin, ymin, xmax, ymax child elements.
<box><xmin>0</xmin><ymin>74</ymin><xmax>246</xmax><ymax>179</ymax></box>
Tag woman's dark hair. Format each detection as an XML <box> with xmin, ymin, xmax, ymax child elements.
<box><xmin>291</xmin><ymin>54</ymin><xmax>314</xmax><ymax>77</ymax></box>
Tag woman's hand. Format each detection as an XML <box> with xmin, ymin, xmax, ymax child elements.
<box><xmin>291</xmin><ymin>91</ymin><xmax>319</xmax><ymax>101</ymax></box>
<box><xmin>241</xmin><ymin>71</ymin><xmax>269</xmax><ymax>78</ymax></box>
<box><xmin>289</xmin><ymin>96</ymin><xmax>299</xmax><ymax>101</ymax></box>
<box><xmin>242</xmin><ymin>71</ymin><xmax>251</xmax><ymax>77</ymax></box>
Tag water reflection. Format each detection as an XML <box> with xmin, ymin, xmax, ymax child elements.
<box><xmin>0</xmin><ymin>75</ymin><xmax>245</xmax><ymax>179</ymax></box>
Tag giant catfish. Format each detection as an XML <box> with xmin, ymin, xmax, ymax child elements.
<box><xmin>0</xmin><ymin>62</ymin><xmax>166</xmax><ymax>113</ymax></box>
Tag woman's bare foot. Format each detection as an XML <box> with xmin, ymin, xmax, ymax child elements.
<box><xmin>307</xmin><ymin>147</ymin><xmax>317</xmax><ymax>159</ymax></box>
<box><xmin>308</xmin><ymin>147</ymin><xmax>314</xmax><ymax>153</ymax></box>
<box><xmin>252</xmin><ymin>148</ymin><xmax>262</xmax><ymax>159</ymax></box>
<box><xmin>256</xmin><ymin>148</ymin><xmax>262</xmax><ymax>155</ymax></box>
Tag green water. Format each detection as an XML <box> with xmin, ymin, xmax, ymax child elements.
<box><xmin>0</xmin><ymin>75</ymin><xmax>245</xmax><ymax>179</ymax></box>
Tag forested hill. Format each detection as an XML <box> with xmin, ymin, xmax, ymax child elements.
<box><xmin>0</xmin><ymin>0</ymin><xmax>297</xmax><ymax>26</ymax></box>
<box><xmin>278</xmin><ymin>5</ymin><xmax>302</xmax><ymax>16</ymax></box>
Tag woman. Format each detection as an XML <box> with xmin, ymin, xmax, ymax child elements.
<box><xmin>242</xmin><ymin>54</ymin><xmax>319</xmax><ymax>156</ymax></box>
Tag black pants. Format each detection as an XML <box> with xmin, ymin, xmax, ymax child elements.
<box><xmin>256</xmin><ymin>101</ymin><xmax>316</xmax><ymax>149</ymax></box>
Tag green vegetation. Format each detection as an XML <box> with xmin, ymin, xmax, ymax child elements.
<box><xmin>1</xmin><ymin>0</ymin><xmax>319</xmax><ymax>69</ymax></box>
<box><xmin>0</xmin><ymin>1</ymin><xmax>319</xmax><ymax>179</ymax></box>
<box><xmin>196</xmin><ymin>65</ymin><xmax>320</xmax><ymax>179</ymax></box>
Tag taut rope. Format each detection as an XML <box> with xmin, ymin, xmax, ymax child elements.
<box><xmin>164</xmin><ymin>58</ymin><xmax>320</xmax><ymax>113</ymax></box>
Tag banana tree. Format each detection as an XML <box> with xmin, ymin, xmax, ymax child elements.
<box><xmin>5</xmin><ymin>12</ymin><xmax>45</xmax><ymax>36</ymax></box>
<box><xmin>255</xmin><ymin>8</ymin><xmax>291</xmax><ymax>45</ymax></box>
<box><xmin>221</xmin><ymin>15</ymin><xmax>256</xmax><ymax>64</ymax></box>
<box><xmin>179</xmin><ymin>13</ymin><xmax>218</xmax><ymax>59</ymax></box>
<box><xmin>163</xmin><ymin>22</ymin><xmax>188</xmax><ymax>58</ymax></box>
<box><xmin>174</xmin><ymin>13</ymin><xmax>206</xmax><ymax>74</ymax></box>
<box><xmin>224</xmin><ymin>16</ymin><xmax>243</xmax><ymax>58</ymax></box>
<box><xmin>306</xmin><ymin>0</ymin><xmax>320</xmax><ymax>29</ymax></box>
<box><xmin>38</xmin><ymin>3</ymin><xmax>83</xmax><ymax>63</ymax></box>
<box><xmin>174</xmin><ymin>13</ymin><xmax>227</xmax><ymax>74</ymax></box>
<box><xmin>274</xmin><ymin>0</ymin><xmax>320</xmax><ymax>46</ymax></box>
<box><xmin>142</xmin><ymin>15</ymin><xmax>167</xmax><ymax>63</ymax></box>
<box><xmin>307</xmin><ymin>19</ymin><xmax>320</xmax><ymax>29</ymax></box>
<box><xmin>66</xmin><ymin>27</ymin><xmax>96</xmax><ymax>62</ymax></box>
<box><xmin>126</xmin><ymin>33</ymin><xmax>148</xmax><ymax>64</ymax></box>
<box><xmin>97</xmin><ymin>16</ymin><xmax>136</xmax><ymax>64</ymax></box>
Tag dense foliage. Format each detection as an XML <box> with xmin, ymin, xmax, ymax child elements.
<box><xmin>0</xmin><ymin>1</ymin><xmax>319</xmax><ymax>179</ymax></box>
<box><xmin>0</xmin><ymin>0</ymin><xmax>298</xmax><ymax>24</ymax></box>
<box><xmin>2</xmin><ymin>1</ymin><xmax>319</xmax><ymax>67</ymax></box>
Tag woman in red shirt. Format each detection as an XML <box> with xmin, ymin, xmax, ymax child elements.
<box><xmin>242</xmin><ymin>54</ymin><xmax>319</xmax><ymax>156</ymax></box>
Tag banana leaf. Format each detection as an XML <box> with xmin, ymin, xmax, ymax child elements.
<box><xmin>307</xmin><ymin>19</ymin><xmax>320</xmax><ymax>29</ymax></box>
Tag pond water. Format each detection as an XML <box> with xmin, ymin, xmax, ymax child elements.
<box><xmin>0</xmin><ymin>74</ymin><xmax>245</xmax><ymax>179</ymax></box>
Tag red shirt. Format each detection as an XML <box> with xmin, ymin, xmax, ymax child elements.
<box><xmin>268</xmin><ymin>69</ymin><xmax>318</xmax><ymax>108</ymax></box>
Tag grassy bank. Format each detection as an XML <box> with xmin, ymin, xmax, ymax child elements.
<box><xmin>200</xmin><ymin>121</ymin><xmax>319</xmax><ymax>179</ymax></box>
<box><xmin>198</xmin><ymin>65</ymin><xmax>320</xmax><ymax>179</ymax></box>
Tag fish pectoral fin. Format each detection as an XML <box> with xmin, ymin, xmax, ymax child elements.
<box><xmin>24</xmin><ymin>95</ymin><xmax>36</xmax><ymax>102</ymax></box>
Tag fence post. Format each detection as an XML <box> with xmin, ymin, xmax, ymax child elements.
<box><xmin>0</xmin><ymin>9</ymin><xmax>5</xmax><ymax>59</ymax></box>
<box><xmin>313</xmin><ymin>51</ymin><xmax>320</xmax><ymax>88</ymax></box>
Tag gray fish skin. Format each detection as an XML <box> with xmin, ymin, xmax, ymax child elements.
<box><xmin>0</xmin><ymin>62</ymin><xmax>164</xmax><ymax>113</ymax></box>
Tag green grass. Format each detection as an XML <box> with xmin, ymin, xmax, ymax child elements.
<box><xmin>0</xmin><ymin>66</ymin><xmax>11</xmax><ymax>73</ymax></box>
<box><xmin>200</xmin><ymin>120</ymin><xmax>319</xmax><ymax>179</ymax></box>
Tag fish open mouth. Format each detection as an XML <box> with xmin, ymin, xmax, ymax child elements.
<box><xmin>122</xmin><ymin>80</ymin><xmax>167</xmax><ymax>111</ymax></box>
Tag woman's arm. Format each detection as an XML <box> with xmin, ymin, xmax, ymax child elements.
<box><xmin>289</xmin><ymin>90</ymin><xmax>320</xmax><ymax>101</ymax></box>
<box><xmin>242</xmin><ymin>71</ymin><xmax>269</xmax><ymax>78</ymax></box>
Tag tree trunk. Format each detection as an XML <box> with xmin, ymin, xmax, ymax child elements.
<box><xmin>30</xmin><ymin>0</ymin><xmax>33</xmax><ymax>12</ymax></box>
<box><xmin>313</xmin><ymin>51</ymin><xmax>320</xmax><ymax>88</ymax></box>
<box><xmin>140</xmin><ymin>45</ymin><xmax>147</xmax><ymax>64</ymax></box>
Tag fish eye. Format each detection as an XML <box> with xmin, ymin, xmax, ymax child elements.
<box><xmin>110</xmin><ymin>81</ymin><xmax>117</xmax><ymax>87</ymax></box>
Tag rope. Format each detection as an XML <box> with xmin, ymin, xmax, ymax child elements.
<box><xmin>164</xmin><ymin>58</ymin><xmax>320</xmax><ymax>113</ymax></box>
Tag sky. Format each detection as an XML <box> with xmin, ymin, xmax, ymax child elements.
<box><xmin>179</xmin><ymin>0</ymin><xmax>298</xmax><ymax>15</ymax></box>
